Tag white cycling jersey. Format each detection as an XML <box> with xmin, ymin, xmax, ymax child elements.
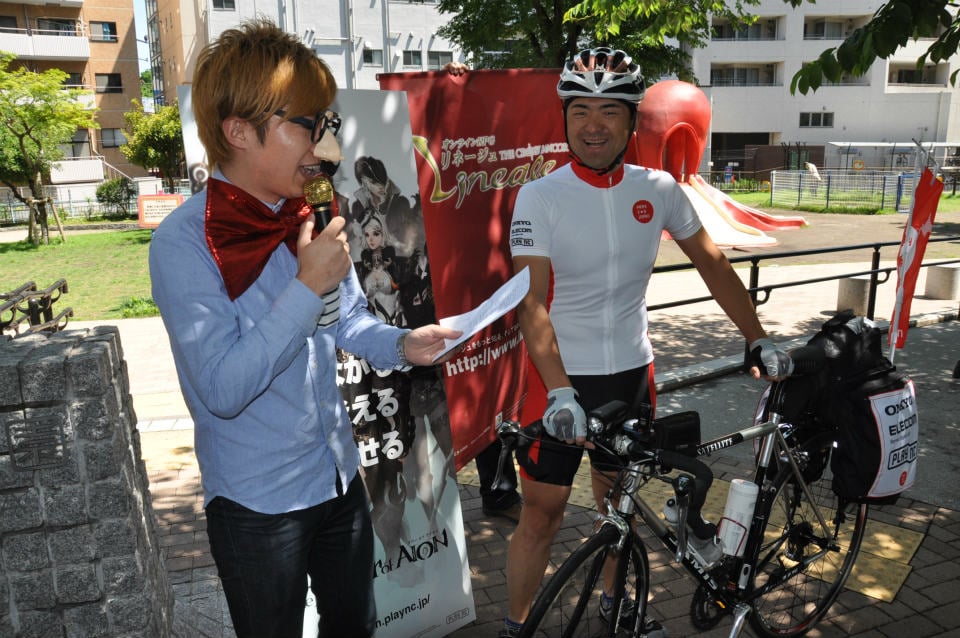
<box><xmin>510</xmin><ymin>161</ymin><xmax>701</xmax><ymax>375</ymax></box>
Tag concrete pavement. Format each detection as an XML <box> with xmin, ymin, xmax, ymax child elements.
<box><xmin>61</xmin><ymin>255</ymin><xmax>960</xmax><ymax>638</ymax></box>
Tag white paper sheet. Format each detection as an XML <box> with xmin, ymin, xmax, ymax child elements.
<box><xmin>432</xmin><ymin>266</ymin><xmax>530</xmax><ymax>362</ymax></box>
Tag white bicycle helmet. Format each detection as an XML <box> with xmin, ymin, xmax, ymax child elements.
<box><xmin>557</xmin><ymin>47</ymin><xmax>645</xmax><ymax>103</ymax></box>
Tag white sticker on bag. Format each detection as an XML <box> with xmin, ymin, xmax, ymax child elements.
<box><xmin>867</xmin><ymin>379</ymin><xmax>918</xmax><ymax>497</ymax></box>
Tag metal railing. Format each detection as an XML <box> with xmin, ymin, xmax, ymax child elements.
<box><xmin>0</xmin><ymin>280</ymin><xmax>73</xmax><ymax>338</ymax></box>
<box><xmin>649</xmin><ymin>236</ymin><xmax>960</xmax><ymax>366</ymax></box>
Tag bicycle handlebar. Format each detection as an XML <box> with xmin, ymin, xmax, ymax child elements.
<box><xmin>788</xmin><ymin>345</ymin><xmax>827</xmax><ymax>376</ymax></box>
<box><xmin>495</xmin><ymin>402</ymin><xmax>715</xmax><ymax>536</ymax></box>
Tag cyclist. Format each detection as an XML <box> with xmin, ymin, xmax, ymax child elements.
<box><xmin>502</xmin><ymin>47</ymin><xmax>793</xmax><ymax>638</ymax></box>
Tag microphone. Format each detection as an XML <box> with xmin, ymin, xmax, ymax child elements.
<box><xmin>304</xmin><ymin>174</ymin><xmax>335</xmax><ymax>227</ymax></box>
<box><xmin>303</xmin><ymin>174</ymin><xmax>340</xmax><ymax>328</ymax></box>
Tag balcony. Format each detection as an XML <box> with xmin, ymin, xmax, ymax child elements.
<box><xmin>0</xmin><ymin>29</ymin><xmax>90</xmax><ymax>61</ymax></box>
<box><xmin>711</xmin><ymin>18</ymin><xmax>783</xmax><ymax>42</ymax></box>
<box><xmin>887</xmin><ymin>62</ymin><xmax>949</xmax><ymax>90</ymax></box>
<box><xmin>710</xmin><ymin>64</ymin><xmax>782</xmax><ymax>87</ymax></box>
<box><xmin>50</xmin><ymin>157</ymin><xmax>104</xmax><ymax>184</ymax></box>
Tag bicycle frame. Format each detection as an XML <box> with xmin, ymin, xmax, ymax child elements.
<box><xmin>495</xmin><ymin>372</ymin><xmax>862</xmax><ymax>638</ymax></box>
<box><xmin>608</xmin><ymin>407</ymin><xmax>845</xmax><ymax>638</ymax></box>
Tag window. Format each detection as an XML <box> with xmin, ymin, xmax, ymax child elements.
<box><xmin>0</xmin><ymin>16</ymin><xmax>18</xmax><ymax>32</ymax></box>
<box><xmin>799</xmin><ymin>112</ymin><xmax>834</xmax><ymax>128</ymax></box>
<box><xmin>483</xmin><ymin>38</ymin><xmax>521</xmax><ymax>61</ymax></box>
<box><xmin>101</xmin><ymin>128</ymin><xmax>126</xmax><ymax>148</ymax></box>
<box><xmin>402</xmin><ymin>50</ymin><xmax>422</xmax><ymax>67</ymax></box>
<box><xmin>212</xmin><ymin>0</ymin><xmax>236</xmax><ymax>9</ymax></box>
<box><xmin>37</xmin><ymin>18</ymin><xmax>76</xmax><ymax>35</ymax></box>
<box><xmin>804</xmin><ymin>19</ymin><xmax>845</xmax><ymax>40</ymax></box>
<box><xmin>64</xmin><ymin>130</ymin><xmax>90</xmax><ymax>158</ymax></box>
<box><xmin>711</xmin><ymin>67</ymin><xmax>761</xmax><ymax>86</ymax></box>
<box><xmin>362</xmin><ymin>49</ymin><xmax>383</xmax><ymax>66</ymax></box>
<box><xmin>62</xmin><ymin>72</ymin><xmax>83</xmax><ymax>88</ymax></box>
<box><xmin>427</xmin><ymin>51</ymin><xmax>453</xmax><ymax>70</ymax></box>
<box><xmin>95</xmin><ymin>73</ymin><xmax>123</xmax><ymax>93</ymax></box>
<box><xmin>89</xmin><ymin>21</ymin><xmax>118</xmax><ymax>42</ymax></box>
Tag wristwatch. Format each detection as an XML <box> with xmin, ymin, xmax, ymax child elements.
<box><xmin>395</xmin><ymin>332</ymin><xmax>412</xmax><ymax>369</ymax></box>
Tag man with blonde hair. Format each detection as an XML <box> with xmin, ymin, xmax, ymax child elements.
<box><xmin>149</xmin><ymin>19</ymin><xmax>459</xmax><ymax>637</ymax></box>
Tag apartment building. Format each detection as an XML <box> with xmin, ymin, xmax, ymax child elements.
<box><xmin>149</xmin><ymin>0</ymin><xmax>463</xmax><ymax>107</ymax></box>
<box><xmin>685</xmin><ymin>0</ymin><xmax>960</xmax><ymax>174</ymax></box>
<box><xmin>0</xmin><ymin>0</ymin><xmax>147</xmax><ymax>184</ymax></box>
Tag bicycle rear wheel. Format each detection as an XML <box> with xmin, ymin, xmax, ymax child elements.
<box><xmin>748</xmin><ymin>465</ymin><xmax>868</xmax><ymax>637</ymax></box>
<box><xmin>519</xmin><ymin>523</ymin><xmax>649</xmax><ymax>638</ymax></box>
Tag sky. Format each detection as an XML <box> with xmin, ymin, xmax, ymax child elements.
<box><xmin>133</xmin><ymin>0</ymin><xmax>149</xmax><ymax>73</ymax></box>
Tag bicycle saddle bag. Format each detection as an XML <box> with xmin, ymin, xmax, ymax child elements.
<box><xmin>808</xmin><ymin>311</ymin><xmax>918</xmax><ymax>504</ymax></box>
<box><xmin>652</xmin><ymin>411</ymin><xmax>701</xmax><ymax>457</ymax></box>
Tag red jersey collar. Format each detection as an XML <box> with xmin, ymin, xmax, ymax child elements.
<box><xmin>569</xmin><ymin>156</ymin><xmax>625</xmax><ymax>188</ymax></box>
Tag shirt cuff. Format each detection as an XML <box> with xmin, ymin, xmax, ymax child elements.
<box><xmin>279</xmin><ymin>278</ymin><xmax>327</xmax><ymax>334</ymax></box>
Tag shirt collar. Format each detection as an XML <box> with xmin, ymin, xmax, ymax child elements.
<box><xmin>570</xmin><ymin>158</ymin><xmax>625</xmax><ymax>188</ymax></box>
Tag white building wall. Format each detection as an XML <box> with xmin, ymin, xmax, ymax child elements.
<box><xmin>688</xmin><ymin>0</ymin><xmax>960</xmax><ymax>170</ymax></box>
<box><xmin>201</xmin><ymin>0</ymin><xmax>461</xmax><ymax>91</ymax></box>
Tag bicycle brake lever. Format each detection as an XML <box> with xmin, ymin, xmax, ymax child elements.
<box><xmin>674</xmin><ymin>475</ymin><xmax>692</xmax><ymax>563</ymax></box>
<box><xmin>497</xmin><ymin>420</ymin><xmax>521</xmax><ymax>445</ymax></box>
<box><xmin>490</xmin><ymin>421</ymin><xmax>523</xmax><ymax>491</ymax></box>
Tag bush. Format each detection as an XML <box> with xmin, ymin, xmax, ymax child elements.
<box><xmin>119</xmin><ymin>296</ymin><xmax>158</xmax><ymax>318</ymax></box>
<box><xmin>96</xmin><ymin>178</ymin><xmax>137</xmax><ymax>219</ymax></box>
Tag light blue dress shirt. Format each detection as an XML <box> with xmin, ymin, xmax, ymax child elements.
<box><xmin>149</xmin><ymin>178</ymin><xmax>405</xmax><ymax>514</ymax></box>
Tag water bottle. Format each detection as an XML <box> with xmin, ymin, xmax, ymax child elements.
<box><xmin>718</xmin><ymin>479</ymin><xmax>759</xmax><ymax>557</ymax></box>
<box><xmin>662</xmin><ymin>497</ymin><xmax>679</xmax><ymax>525</ymax></box>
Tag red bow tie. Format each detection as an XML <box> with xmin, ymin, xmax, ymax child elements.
<box><xmin>204</xmin><ymin>177</ymin><xmax>313</xmax><ymax>300</ymax></box>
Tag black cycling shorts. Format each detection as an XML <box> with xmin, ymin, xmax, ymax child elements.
<box><xmin>515</xmin><ymin>364</ymin><xmax>655</xmax><ymax>487</ymax></box>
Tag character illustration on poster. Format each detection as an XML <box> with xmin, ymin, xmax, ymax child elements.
<box><xmin>338</xmin><ymin>155</ymin><xmax>455</xmax><ymax>587</ymax></box>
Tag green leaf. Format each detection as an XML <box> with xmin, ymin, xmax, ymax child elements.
<box><xmin>858</xmin><ymin>31</ymin><xmax>876</xmax><ymax>74</ymax></box>
<box><xmin>820</xmin><ymin>50</ymin><xmax>842</xmax><ymax>82</ymax></box>
<box><xmin>837</xmin><ymin>38</ymin><xmax>858</xmax><ymax>70</ymax></box>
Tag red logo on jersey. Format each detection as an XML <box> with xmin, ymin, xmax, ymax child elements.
<box><xmin>633</xmin><ymin>200</ymin><xmax>654</xmax><ymax>223</ymax></box>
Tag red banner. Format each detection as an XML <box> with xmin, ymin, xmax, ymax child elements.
<box><xmin>378</xmin><ymin>69</ymin><xmax>569</xmax><ymax>467</ymax></box>
<box><xmin>889</xmin><ymin>167</ymin><xmax>943</xmax><ymax>358</ymax></box>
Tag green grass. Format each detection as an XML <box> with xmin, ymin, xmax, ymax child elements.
<box><xmin>0</xmin><ymin>229</ymin><xmax>156</xmax><ymax>320</ymax></box>
<box><xmin>728</xmin><ymin>190</ymin><xmax>960</xmax><ymax>214</ymax></box>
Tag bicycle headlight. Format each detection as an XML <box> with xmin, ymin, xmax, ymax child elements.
<box><xmin>587</xmin><ymin>416</ymin><xmax>604</xmax><ymax>435</ymax></box>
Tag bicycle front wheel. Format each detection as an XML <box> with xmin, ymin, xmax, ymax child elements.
<box><xmin>520</xmin><ymin>523</ymin><xmax>649</xmax><ymax>638</ymax></box>
<box><xmin>748</xmin><ymin>466</ymin><xmax>868</xmax><ymax>637</ymax></box>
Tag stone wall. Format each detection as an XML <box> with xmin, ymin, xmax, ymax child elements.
<box><xmin>0</xmin><ymin>326</ymin><xmax>172</xmax><ymax>637</ymax></box>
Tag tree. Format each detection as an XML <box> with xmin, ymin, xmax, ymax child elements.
<box><xmin>790</xmin><ymin>1</ymin><xmax>960</xmax><ymax>94</ymax></box>
<box><xmin>0</xmin><ymin>52</ymin><xmax>99</xmax><ymax>245</ymax></box>
<box><xmin>140</xmin><ymin>69</ymin><xmax>153</xmax><ymax>99</ymax></box>
<box><xmin>436</xmin><ymin>1</ymin><xmax>584</xmax><ymax>69</ymax></box>
<box><xmin>435</xmin><ymin>0</ymin><xmax>759</xmax><ymax>80</ymax></box>
<box><xmin>96</xmin><ymin>177</ymin><xmax>137</xmax><ymax>218</ymax></box>
<box><xmin>566</xmin><ymin>0</ymin><xmax>960</xmax><ymax>94</ymax></box>
<box><xmin>121</xmin><ymin>100</ymin><xmax>185</xmax><ymax>192</ymax></box>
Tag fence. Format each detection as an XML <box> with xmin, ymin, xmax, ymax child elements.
<box><xmin>0</xmin><ymin>180</ymin><xmax>193</xmax><ymax>226</ymax></box>
<box><xmin>770</xmin><ymin>169</ymin><xmax>916</xmax><ymax>212</ymax></box>
<box><xmin>649</xmin><ymin>236</ymin><xmax>960</xmax><ymax>377</ymax></box>
<box><xmin>0</xmin><ymin>198</ymin><xmax>139</xmax><ymax>225</ymax></box>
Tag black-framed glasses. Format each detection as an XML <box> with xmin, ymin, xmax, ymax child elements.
<box><xmin>274</xmin><ymin>109</ymin><xmax>341</xmax><ymax>143</ymax></box>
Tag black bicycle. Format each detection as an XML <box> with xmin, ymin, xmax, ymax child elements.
<box><xmin>497</xmin><ymin>348</ymin><xmax>868</xmax><ymax>638</ymax></box>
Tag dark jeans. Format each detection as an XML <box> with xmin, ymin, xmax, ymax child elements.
<box><xmin>205</xmin><ymin>473</ymin><xmax>376</xmax><ymax>638</ymax></box>
<box><xmin>475</xmin><ymin>439</ymin><xmax>520</xmax><ymax>509</ymax></box>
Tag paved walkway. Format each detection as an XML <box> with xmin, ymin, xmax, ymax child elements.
<box><xmin>55</xmin><ymin>211</ymin><xmax>960</xmax><ymax>638</ymax></box>
<box><xmin>63</xmin><ymin>262</ymin><xmax>960</xmax><ymax>638</ymax></box>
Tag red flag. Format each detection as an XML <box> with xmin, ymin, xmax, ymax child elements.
<box><xmin>888</xmin><ymin>167</ymin><xmax>943</xmax><ymax>359</ymax></box>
